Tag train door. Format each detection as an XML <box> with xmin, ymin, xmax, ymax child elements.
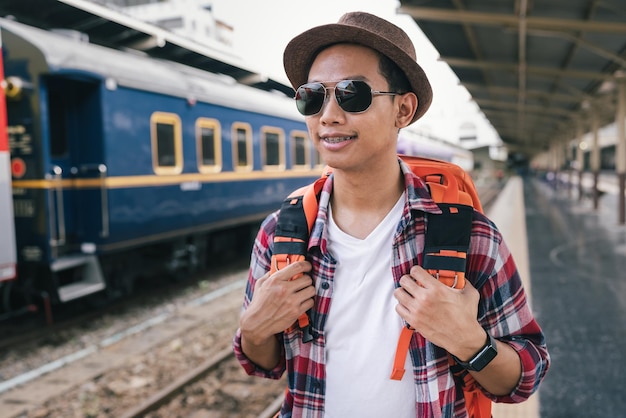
<box><xmin>0</xmin><ymin>29</ymin><xmax>17</xmax><ymax>284</ymax></box>
<box><xmin>45</xmin><ymin>76</ymin><xmax>106</xmax><ymax>246</ymax></box>
<box><xmin>43</xmin><ymin>75</ymin><xmax>107</xmax><ymax>301</ymax></box>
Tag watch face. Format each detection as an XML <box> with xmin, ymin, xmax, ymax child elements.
<box><xmin>469</xmin><ymin>344</ymin><xmax>497</xmax><ymax>371</ymax></box>
<box><xmin>455</xmin><ymin>332</ymin><xmax>498</xmax><ymax>371</ymax></box>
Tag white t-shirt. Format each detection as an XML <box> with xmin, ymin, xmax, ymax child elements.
<box><xmin>324</xmin><ymin>193</ymin><xmax>416</xmax><ymax>417</ymax></box>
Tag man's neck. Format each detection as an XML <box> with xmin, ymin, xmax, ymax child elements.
<box><xmin>329</xmin><ymin>159</ymin><xmax>404</xmax><ymax>239</ymax></box>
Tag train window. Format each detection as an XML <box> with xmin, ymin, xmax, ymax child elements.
<box><xmin>261</xmin><ymin>127</ymin><xmax>285</xmax><ymax>170</ymax></box>
<box><xmin>196</xmin><ymin>118</ymin><xmax>222</xmax><ymax>173</ymax></box>
<box><xmin>312</xmin><ymin>146</ymin><xmax>324</xmax><ymax>168</ymax></box>
<box><xmin>291</xmin><ymin>131</ymin><xmax>310</xmax><ymax>169</ymax></box>
<box><xmin>232</xmin><ymin>123</ymin><xmax>252</xmax><ymax>171</ymax></box>
<box><xmin>150</xmin><ymin>112</ymin><xmax>183</xmax><ymax>175</ymax></box>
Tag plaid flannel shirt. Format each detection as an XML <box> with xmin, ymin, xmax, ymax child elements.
<box><xmin>233</xmin><ymin>159</ymin><xmax>550</xmax><ymax>417</ymax></box>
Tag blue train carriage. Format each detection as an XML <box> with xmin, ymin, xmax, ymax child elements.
<box><xmin>1</xmin><ymin>17</ymin><xmax>323</xmax><ymax>312</ymax></box>
<box><xmin>0</xmin><ymin>26</ymin><xmax>17</xmax><ymax>288</ymax></box>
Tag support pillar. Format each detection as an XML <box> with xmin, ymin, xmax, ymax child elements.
<box><xmin>617</xmin><ymin>76</ymin><xmax>626</xmax><ymax>224</ymax></box>
<box><xmin>568</xmin><ymin>138</ymin><xmax>576</xmax><ymax>198</ymax></box>
<box><xmin>591</xmin><ymin>112</ymin><xmax>600</xmax><ymax>210</ymax></box>
<box><xmin>576</xmin><ymin>121</ymin><xmax>585</xmax><ymax>201</ymax></box>
<box><xmin>549</xmin><ymin>143</ymin><xmax>559</xmax><ymax>190</ymax></box>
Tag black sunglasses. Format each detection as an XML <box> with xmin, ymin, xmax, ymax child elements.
<box><xmin>294</xmin><ymin>80</ymin><xmax>401</xmax><ymax>116</ymax></box>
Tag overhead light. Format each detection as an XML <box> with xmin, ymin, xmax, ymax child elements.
<box><xmin>597</xmin><ymin>79</ymin><xmax>615</xmax><ymax>94</ymax></box>
<box><xmin>128</xmin><ymin>35</ymin><xmax>166</xmax><ymax>51</ymax></box>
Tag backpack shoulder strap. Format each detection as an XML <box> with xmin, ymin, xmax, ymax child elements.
<box><xmin>390</xmin><ymin>202</ymin><xmax>474</xmax><ymax>379</ymax></box>
<box><xmin>270</xmin><ymin>174</ymin><xmax>328</xmax><ymax>343</ymax></box>
<box><xmin>398</xmin><ymin>154</ymin><xmax>480</xmax><ymax>289</ymax></box>
<box><xmin>391</xmin><ymin>156</ymin><xmax>491</xmax><ymax>418</ymax></box>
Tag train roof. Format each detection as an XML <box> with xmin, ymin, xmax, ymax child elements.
<box><xmin>398</xmin><ymin>127</ymin><xmax>473</xmax><ymax>156</ymax></box>
<box><xmin>0</xmin><ymin>0</ymin><xmax>295</xmax><ymax>98</ymax></box>
<box><xmin>0</xmin><ymin>17</ymin><xmax>304</xmax><ymax>123</ymax></box>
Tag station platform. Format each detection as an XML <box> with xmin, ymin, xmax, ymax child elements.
<box><xmin>487</xmin><ymin>175</ymin><xmax>626</xmax><ymax>418</ymax></box>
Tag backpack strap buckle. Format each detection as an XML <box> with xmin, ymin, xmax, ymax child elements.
<box><xmin>435</xmin><ymin>271</ymin><xmax>459</xmax><ymax>288</ymax></box>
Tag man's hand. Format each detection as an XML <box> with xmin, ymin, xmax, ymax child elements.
<box><xmin>240</xmin><ymin>261</ymin><xmax>315</xmax><ymax>369</ymax></box>
<box><xmin>394</xmin><ymin>265</ymin><xmax>523</xmax><ymax>395</ymax></box>
<box><xmin>393</xmin><ymin>265</ymin><xmax>485</xmax><ymax>359</ymax></box>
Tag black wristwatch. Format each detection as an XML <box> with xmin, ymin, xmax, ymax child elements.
<box><xmin>453</xmin><ymin>330</ymin><xmax>498</xmax><ymax>372</ymax></box>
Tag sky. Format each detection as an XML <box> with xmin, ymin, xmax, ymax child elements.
<box><xmin>210</xmin><ymin>0</ymin><xmax>501</xmax><ymax>146</ymax></box>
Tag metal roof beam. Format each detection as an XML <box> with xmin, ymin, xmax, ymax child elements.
<box><xmin>477</xmin><ymin>100</ymin><xmax>573</xmax><ymax>117</ymax></box>
<box><xmin>484</xmin><ymin>107</ymin><xmax>564</xmax><ymax>120</ymax></box>
<box><xmin>441</xmin><ymin>57</ymin><xmax>614</xmax><ymax>81</ymax></box>
<box><xmin>461</xmin><ymin>83</ymin><xmax>581</xmax><ymax>104</ymax></box>
<box><xmin>516</xmin><ymin>0</ymin><xmax>529</xmax><ymax>144</ymax></box>
<box><xmin>398</xmin><ymin>6</ymin><xmax>626</xmax><ymax>33</ymax></box>
<box><xmin>522</xmin><ymin>28</ymin><xmax>626</xmax><ymax>68</ymax></box>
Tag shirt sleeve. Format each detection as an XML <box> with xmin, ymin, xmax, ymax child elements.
<box><xmin>467</xmin><ymin>213</ymin><xmax>551</xmax><ymax>403</ymax></box>
<box><xmin>232</xmin><ymin>212</ymin><xmax>287</xmax><ymax>379</ymax></box>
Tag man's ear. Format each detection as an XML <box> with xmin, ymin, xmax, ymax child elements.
<box><xmin>395</xmin><ymin>92</ymin><xmax>418</xmax><ymax>129</ymax></box>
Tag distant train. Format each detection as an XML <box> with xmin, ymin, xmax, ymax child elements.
<box><xmin>0</xmin><ymin>17</ymin><xmax>474</xmax><ymax>319</ymax></box>
<box><xmin>577</xmin><ymin>122</ymin><xmax>621</xmax><ymax>171</ymax></box>
<box><xmin>397</xmin><ymin>127</ymin><xmax>474</xmax><ymax>172</ymax></box>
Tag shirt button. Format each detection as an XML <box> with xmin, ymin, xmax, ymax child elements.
<box><xmin>321</xmin><ymin>281</ymin><xmax>330</xmax><ymax>289</ymax></box>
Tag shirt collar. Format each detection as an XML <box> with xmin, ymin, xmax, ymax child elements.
<box><xmin>308</xmin><ymin>158</ymin><xmax>442</xmax><ymax>250</ymax></box>
<box><xmin>399</xmin><ymin>158</ymin><xmax>442</xmax><ymax>215</ymax></box>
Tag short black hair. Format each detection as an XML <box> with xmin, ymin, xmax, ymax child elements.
<box><xmin>378</xmin><ymin>52</ymin><xmax>411</xmax><ymax>93</ymax></box>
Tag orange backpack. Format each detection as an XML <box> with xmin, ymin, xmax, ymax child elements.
<box><xmin>270</xmin><ymin>155</ymin><xmax>491</xmax><ymax>418</ymax></box>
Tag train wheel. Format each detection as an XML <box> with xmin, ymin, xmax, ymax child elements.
<box><xmin>191</xmin><ymin>235</ymin><xmax>209</xmax><ymax>272</ymax></box>
<box><xmin>0</xmin><ymin>281</ymin><xmax>12</xmax><ymax>313</ymax></box>
<box><xmin>166</xmin><ymin>239</ymin><xmax>199</xmax><ymax>282</ymax></box>
<box><xmin>0</xmin><ymin>278</ymin><xmax>40</xmax><ymax>321</ymax></box>
<box><xmin>102</xmin><ymin>262</ymin><xmax>135</xmax><ymax>299</ymax></box>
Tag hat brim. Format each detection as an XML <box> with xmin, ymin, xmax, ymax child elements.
<box><xmin>283</xmin><ymin>23</ymin><xmax>433</xmax><ymax>123</ymax></box>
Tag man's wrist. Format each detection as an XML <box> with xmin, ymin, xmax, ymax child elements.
<box><xmin>453</xmin><ymin>326</ymin><xmax>490</xmax><ymax>362</ymax></box>
<box><xmin>239</xmin><ymin>311</ymin><xmax>274</xmax><ymax>347</ymax></box>
<box><xmin>452</xmin><ymin>329</ymin><xmax>498</xmax><ymax>372</ymax></box>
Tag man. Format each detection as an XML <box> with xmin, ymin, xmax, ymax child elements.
<box><xmin>233</xmin><ymin>12</ymin><xmax>549</xmax><ymax>417</ymax></box>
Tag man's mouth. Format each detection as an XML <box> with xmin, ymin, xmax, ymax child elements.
<box><xmin>321</xmin><ymin>135</ymin><xmax>356</xmax><ymax>144</ymax></box>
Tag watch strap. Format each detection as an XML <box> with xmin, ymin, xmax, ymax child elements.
<box><xmin>452</xmin><ymin>330</ymin><xmax>498</xmax><ymax>372</ymax></box>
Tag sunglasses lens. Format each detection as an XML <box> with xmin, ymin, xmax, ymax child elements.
<box><xmin>295</xmin><ymin>83</ymin><xmax>325</xmax><ymax>116</ymax></box>
<box><xmin>335</xmin><ymin>80</ymin><xmax>371</xmax><ymax>113</ymax></box>
<box><xmin>294</xmin><ymin>80</ymin><xmax>374</xmax><ymax>115</ymax></box>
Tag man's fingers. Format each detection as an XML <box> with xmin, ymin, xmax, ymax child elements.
<box><xmin>272</xmin><ymin>260</ymin><xmax>312</xmax><ymax>281</ymax></box>
<box><xmin>409</xmin><ymin>265</ymin><xmax>439</xmax><ymax>288</ymax></box>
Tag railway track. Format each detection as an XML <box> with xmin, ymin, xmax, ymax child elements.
<box><xmin>0</xmin><ymin>253</ymin><xmax>251</xmax><ymax>349</ymax></box>
<box><xmin>119</xmin><ymin>347</ymin><xmax>232</xmax><ymax>418</ymax></box>
<box><xmin>0</xmin><ymin>274</ymin><xmax>285</xmax><ymax>418</ymax></box>
<box><xmin>120</xmin><ymin>350</ymin><xmax>286</xmax><ymax>418</ymax></box>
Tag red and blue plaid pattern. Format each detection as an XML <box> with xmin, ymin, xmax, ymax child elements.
<box><xmin>234</xmin><ymin>160</ymin><xmax>549</xmax><ymax>417</ymax></box>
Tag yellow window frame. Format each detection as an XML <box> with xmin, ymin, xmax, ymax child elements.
<box><xmin>232</xmin><ymin>122</ymin><xmax>253</xmax><ymax>172</ymax></box>
<box><xmin>261</xmin><ymin>126</ymin><xmax>286</xmax><ymax>171</ymax></box>
<box><xmin>150</xmin><ymin>112</ymin><xmax>183</xmax><ymax>175</ymax></box>
<box><xmin>196</xmin><ymin>118</ymin><xmax>222</xmax><ymax>173</ymax></box>
<box><xmin>290</xmin><ymin>130</ymin><xmax>310</xmax><ymax>170</ymax></box>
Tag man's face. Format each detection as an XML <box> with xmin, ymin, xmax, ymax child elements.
<box><xmin>304</xmin><ymin>43</ymin><xmax>408</xmax><ymax>174</ymax></box>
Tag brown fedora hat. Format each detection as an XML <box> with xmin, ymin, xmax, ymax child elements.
<box><xmin>283</xmin><ymin>11</ymin><xmax>432</xmax><ymax>123</ymax></box>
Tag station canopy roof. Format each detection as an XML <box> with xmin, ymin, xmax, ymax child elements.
<box><xmin>0</xmin><ymin>0</ymin><xmax>294</xmax><ymax>97</ymax></box>
<box><xmin>2</xmin><ymin>0</ymin><xmax>625</xmax><ymax>157</ymax></box>
<box><xmin>399</xmin><ymin>0</ymin><xmax>626</xmax><ymax>156</ymax></box>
